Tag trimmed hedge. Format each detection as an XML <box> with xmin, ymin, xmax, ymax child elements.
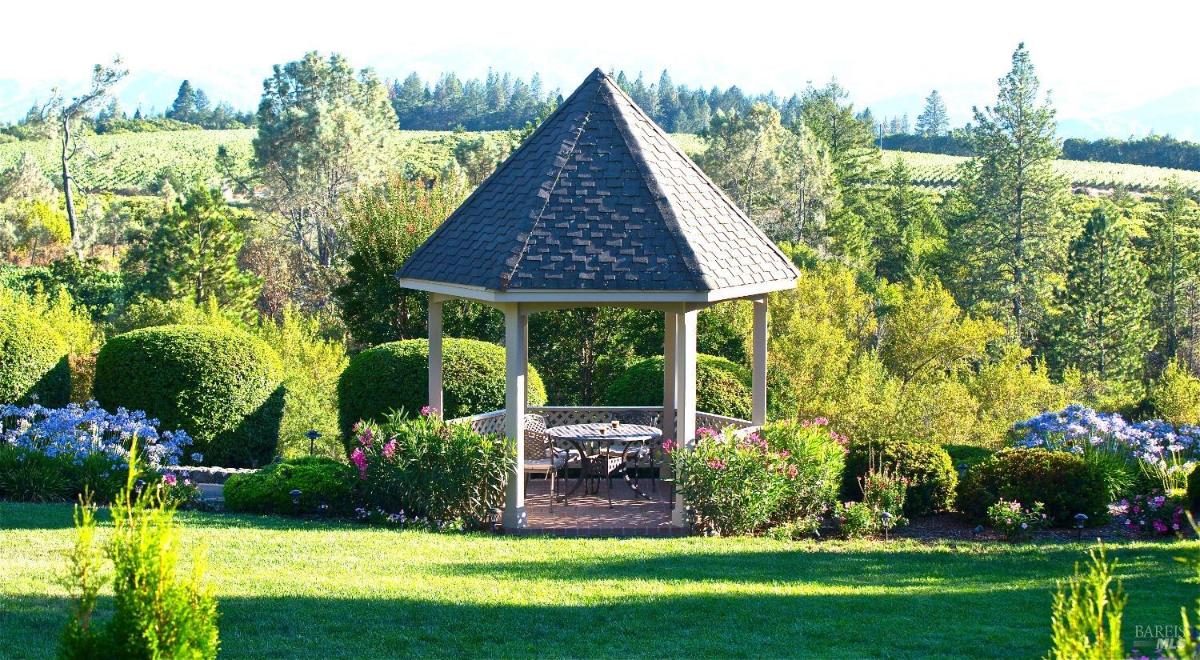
<box><xmin>956</xmin><ymin>448</ymin><xmax>1110</xmax><ymax>526</ymax></box>
<box><xmin>842</xmin><ymin>440</ymin><xmax>957</xmax><ymax>517</ymax></box>
<box><xmin>0</xmin><ymin>308</ymin><xmax>70</xmax><ymax>406</ymax></box>
<box><xmin>94</xmin><ymin>325</ymin><xmax>284</xmax><ymax>468</ymax></box>
<box><xmin>224</xmin><ymin>457</ymin><xmax>357</xmax><ymax>515</ymax></box>
<box><xmin>604</xmin><ymin>354</ymin><xmax>752</xmax><ymax>419</ymax></box>
<box><xmin>337</xmin><ymin>338</ymin><xmax>548</xmax><ymax>445</ymax></box>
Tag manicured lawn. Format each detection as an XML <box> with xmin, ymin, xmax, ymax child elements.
<box><xmin>1</xmin><ymin>503</ymin><xmax>1196</xmax><ymax>659</ymax></box>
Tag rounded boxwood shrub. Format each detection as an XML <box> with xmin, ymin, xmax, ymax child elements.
<box><xmin>337</xmin><ymin>338</ymin><xmax>548</xmax><ymax>445</ymax></box>
<box><xmin>94</xmin><ymin>325</ymin><xmax>285</xmax><ymax>468</ymax></box>
<box><xmin>0</xmin><ymin>307</ymin><xmax>70</xmax><ymax>406</ymax></box>
<box><xmin>842</xmin><ymin>440</ymin><xmax>957</xmax><ymax>517</ymax></box>
<box><xmin>224</xmin><ymin>457</ymin><xmax>357</xmax><ymax>515</ymax></box>
<box><xmin>604</xmin><ymin>354</ymin><xmax>752</xmax><ymax>419</ymax></box>
<box><xmin>956</xmin><ymin>448</ymin><xmax>1109</xmax><ymax>526</ymax></box>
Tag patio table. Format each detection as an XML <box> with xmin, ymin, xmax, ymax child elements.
<box><xmin>545</xmin><ymin>423</ymin><xmax>662</xmax><ymax>501</ymax></box>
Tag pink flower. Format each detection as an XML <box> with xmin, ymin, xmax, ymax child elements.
<box><xmin>777</xmin><ymin>450</ymin><xmax>791</xmax><ymax>459</ymax></box>
<box><xmin>706</xmin><ymin>459</ymin><xmax>726</xmax><ymax>470</ymax></box>
<box><xmin>382</xmin><ymin>439</ymin><xmax>398</xmax><ymax>460</ymax></box>
<box><xmin>802</xmin><ymin>417</ymin><xmax>830</xmax><ymax>428</ymax></box>
<box><xmin>420</xmin><ymin>406</ymin><xmax>439</xmax><ymax>418</ymax></box>
<box><xmin>1153</xmin><ymin>519</ymin><xmax>1169</xmax><ymax>534</ymax></box>
<box><xmin>162</xmin><ymin>473</ymin><xmax>177</xmax><ymax>486</ymax></box>
<box><xmin>358</xmin><ymin>426</ymin><xmax>375</xmax><ymax>446</ymax></box>
<box><xmin>787</xmin><ymin>465</ymin><xmax>798</xmax><ymax>479</ymax></box>
<box><xmin>697</xmin><ymin>427</ymin><xmax>717</xmax><ymax>439</ymax></box>
<box><xmin>661</xmin><ymin>439</ymin><xmax>676</xmax><ymax>454</ymax></box>
<box><xmin>351</xmin><ymin>448</ymin><xmax>368</xmax><ymax>480</ymax></box>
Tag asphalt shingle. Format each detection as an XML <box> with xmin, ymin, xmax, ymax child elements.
<box><xmin>397</xmin><ymin>69</ymin><xmax>799</xmax><ymax>293</ymax></box>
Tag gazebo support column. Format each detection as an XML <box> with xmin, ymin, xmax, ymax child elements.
<box><xmin>503</xmin><ymin>303</ymin><xmax>528</xmax><ymax>529</ymax></box>
<box><xmin>662</xmin><ymin>310</ymin><xmax>677</xmax><ymax>443</ymax></box>
<box><xmin>752</xmin><ymin>298</ymin><xmax>768</xmax><ymax>426</ymax></box>
<box><xmin>428</xmin><ymin>296</ymin><xmax>444</xmax><ymax>413</ymax></box>
<box><xmin>671</xmin><ymin>308</ymin><xmax>697</xmax><ymax>527</ymax></box>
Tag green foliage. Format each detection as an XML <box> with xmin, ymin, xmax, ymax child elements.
<box><xmin>1144</xmin><ymin>182</ymin><xmax>1200</xmax><ymax>363</ymax></box>
<box><xmin>0</xmin><ymin>292</ymin><xmax>70</xmax><ymax>406</ymax></box>
<box><xmin>837</xmin><ymin>501</ymin><xmax>875</xmax><ymax>539</ymax></box>
<box><xmin>1047</xmin><ymin>546</ymin><xmax>1126</xmax><ymax>660</ymax></box>
<box><xmin>669</xmin><ymin>429</ymin><xmax>790</xmax><ymax>536</ymax></box>
<box><xmin>875</xmin><ymin>158</ymin><xmax>943</xmax><ymax>281</ymax></box>
<box><xmin>336</xmin><ymin>174</ymin><xmax>467</xmax><ymax>347</ymax></box>
<box><xmin>1053</xmin><ymin>202</ymin><xmax>1157</xmax><ymax>383</ymax></box>
<box><xmin>254</xmin><ymin>307</ymin><xmax>348</xmax><ymax>459</ymax></box>
<box><xmin>353</xmin><ymin>412</ymin><xmax>512</xmax><ymax>526</ymax></box>
<box><xmin>842</xmin><ymin>440</ymin><xmax>957</xmax><ymax>517</ymax></box>
<box><xmin>94</xmin><ymin>325</ymin><xmax>284</xmax><ymax>467</ymax></box>
<box><xmin>943</xmin><ymin>43</ymin><xmax>1070</xmax><ymax>343</ymax></box>
<box><xmin>956</xmin><ymin>448</ymin><xmax>1110</xmax><ymax>525</ymax></box>
<box><xmin>943</xmin><ymin>444</ymin><xmax>995</xmax><ymax>470</ymax></box>
<box><xmin>122</xmin><ymin>188</ymin><xmax>260</xmax><ymax>316</ymax></box>
<box><xmin>759</xmin><ymin>421</ymin><xmax>847</xmax><ymax>526</ymax></box>
<box><xmin>0</xmin><ymin>445</ymin><xmax>127</xmax><ymax>504</ymax></box>
<box><xmin>1150</xmin><ymin>360</ymin><xmax>1200</xmax><ymax>425</ymax></box>
<box><xmin>967</xmin><ymin>343</ymin><xmax>1066</xmax><ymax>447</ymax></box>
<box><xmin>604</xmin><ymin>354</ymin><xmax>752</xmax><ymax>419</ymax></box>
<box><xmin>987</xmin><ymin>499</ymin><xmax>1046</xmax><ymax>541</ymax></box>
<box><xmin>531</xmin><ymin>307</ymin><xmax>655</xmax><ymax>406</ymax></box>
<box><xmin>224</xmin><ymin>457</ymin><xmax>357</xmax><ymax>515</ymax></box>
<box><xmin>60</xmin><ymin>444</ymin><xmax>219</xmax><ymax>659</ymax></box>
<box><xmin>337</xmin><ymin>338</ymin><xmax>547</xmax><ymax>445</ymax></box>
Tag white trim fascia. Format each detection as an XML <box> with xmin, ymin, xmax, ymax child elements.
<box><xmin>396</xmin><ymin>277</ymin><xmax>796</xmax><ymax>307</ymax></box>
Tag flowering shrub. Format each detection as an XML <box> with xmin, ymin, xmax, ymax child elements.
<box><xmin>351</xmin><ymin>409</ymin><xmax>511</xmax><ymax>528</ymax></box>
<box><xmin>987</xmin><ymin>499</ymin><xmax>1046</xmax><ymax>541</ymax></box>
<box><xmin>860</xmin><ymin>463</ymin><xmax>908</xmax><ymax>530</ymax></box>
<box><xmin>0</xmin><ymin>402</ymin><xmax>195</xmax><ymax>503</ymax></box>
<box><xmin>1014</xmin><ymin>405</ymin><xmax>1198</xmax><ymax>493</ymax></box>
<box><xmin>670</xmin><ymin>421</ymin><xmax>846</xmax><ymax>536</ymax></box>
<box><xmin>842</xmin><ymin>440</ymin><xmax>956</xmax><ymax>517</ymax></box>
<box><xmin>838</xmin><ymin>501</ymin><xmax>874</xmax><ymax>539</ymax></box>
<box><xmin>1112</xmin><ymin>492</ymin><xmax>1188</xmax><ymax>536</ymax></box>
<box><xmin>956</xmin><ymin>448</ymin><xmax>1109</xmax><ymax>526</ymax></box>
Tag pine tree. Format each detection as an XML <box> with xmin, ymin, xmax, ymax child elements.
<box><xmin>876</xmin><ymin>158</ymin><xmax>940</xmax><ymax>281</ymax></box>
<box><xmin>126</xmin><ymin>188</ymin><xmax>260</xmax><ymax>314</ymax></box>
<box><xmin>1056</xmin><ymin>203</ymin><xmax>1156</xmax><ymax>383</ymax></box>
<box><xmin>656</xmin><ymin>70</ymin><xmax>680</xmax><ymax>130</ymax></box>
<box><xmin>1144</xmin><ymin>181</ymin><xmax>1200</xmax><ymax>363</ymax></box>
<box><xmin>167</xmin><ymin>80</ymin><xmax>197</xmax><ymax>123</ymax></box>
<box><xmin>945</xmin><ymin>43</ymin><xmax>1069</xmax><ymax>344</ymax></box>
<box><xmin>915</xmin><ymin>90</ymin><xmax>949</xmax><ymax>137</ymax></box>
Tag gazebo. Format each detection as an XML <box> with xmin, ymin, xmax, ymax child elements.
<box><xmin>397</xmin><ymin>69</ymin><xmax>799</xmax><ymax>529</ymax></box>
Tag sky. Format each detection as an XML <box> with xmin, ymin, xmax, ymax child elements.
<box><xmin>1</xmin><ymin>0</ymin><xmax>1198</xmax><ymax>138</ymax></box>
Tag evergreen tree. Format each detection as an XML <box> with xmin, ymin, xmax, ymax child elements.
<box><xmin>945</xmin><ymin>43</ymin><xmax>1069</xmax><ymax>344</ymax></box>
<box><xmin>392</xmin><ymin>73</ymin><xmax>428</xmax><ymax>128</ymax></box>
<box><xmin>125</xmin><ymin>188</ymin><xmax>260</xmax><ymax>314</ymax></box>
<box><xmin>916</xmin><ymin>90</ymin><xmax>950</xmax><ymax>137</ymax></box>
<box><xmin>656</xmin><ymin>70</ymin><xmax>680</xmax><ymax>130</ymax></box>
<box><xmin>1144</xmin><ymin>180</ymin><xmax>1200</xmax><ymax>363</ymax></box>
<box><xmin>167</xmin><ymin>80</ymin><xmax>197</xmax><ymax>123</ymax></box>
<box><xmin>1055</xmin><ymin>203</ymin><xmax>1156</xmax><ymax>383</ymax></box>
<box><xmin>877</xmin><ymin>157</ymin><xmax>941</xmax><ymax>281</ymax></box>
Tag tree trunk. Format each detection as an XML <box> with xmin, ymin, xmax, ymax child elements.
<box><xmin>60</xmin><ymin>116</ymin><xmax>83</xmax><ymax>260</ymax></box>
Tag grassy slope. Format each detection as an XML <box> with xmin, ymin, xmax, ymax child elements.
<box><xmin>1</xmin><ymin>502</ymin><xmax>1196</xmax><ymax>659</ymax></box>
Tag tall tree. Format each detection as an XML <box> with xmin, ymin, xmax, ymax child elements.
<box><xmin>944</xmin><ymin>43</ymin><xmax>1069</xmax><ymax>343</ymax></box>
<box><xmin>124</xmin><ymin>188</ymin><xmax>260</xmax><ymax>315</ymax></box>
<box><xmin>916</xmin><ymin>90</ymin><xmax>949</xmax><ymax>137</ymax></box>
<box><xmin>876</xmin><ymin>157</ymin><xmax>942</xmax><ymax>281</ymax></box>
<box><xmin>254</xmin><ymin>51</ymin><xmax>397</xmax><ymax>300</ymax></box>
<box><xmin>38</xmin><ymin>57</ymin><xmax>127</xmax><ymax>259</ymax></box>
<box><xmin>167</xmin><ymin>80</ymin><xmax>197</xmax><ymax>122</ymax></box>
<box><xmin>1054</xmin><ymin>203</ymin><xmax>1156</xmax><ymax>382</ymax></box>
<box><xmin>1143</xmin><ymin>181</ymin><xmax>1200</xmax><ymax>364</ymax></box>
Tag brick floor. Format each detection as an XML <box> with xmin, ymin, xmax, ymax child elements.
<box><xmin>510</xmin><ymin>476</ymin><xmax>687</xmax><ymax>537</ymax></box>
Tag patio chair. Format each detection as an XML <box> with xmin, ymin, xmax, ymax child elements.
<box><xmin>522</xmin><ymin>414</ymin><xmax>572</xmax><ymax>510</ymax></box>
<box><xmin>608</xmin><ymin>410</ymin><xmax>663</xmax><ymax>494</ymax></box>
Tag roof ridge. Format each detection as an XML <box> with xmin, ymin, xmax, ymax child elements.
<box><xmin>499</xmin><ymin>84</ymin><xmax>603</xmax><ymax>289</ymax></box>
<box><xmin>598</xmin><ymin>80</ymin><xmax>712</xmax><ymax>291</ymax></box>
<box><xmin>398</xmin><ymin>72</ymin><xmax>603</xmax><ymax>283</ymax></box>
<box><xmin>598</xmin><ymin>73</ymin><xmax>800</xmax><ymax>280</ymax></box>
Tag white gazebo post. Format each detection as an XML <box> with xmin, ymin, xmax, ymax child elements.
<box><xmin>502</xmin><ymin>303</ymin><xmax>528</xmax><ymax>529</ymax></box>
<box><xmin>671</xmin><ymin>307</ymin><xmax>697</xmax><ymax>527</ymax></box>
<box><xmin>662</xmin><ymin>310</ymin><xmax>677</xmax><ymax>443</ymax></box>
<box><xmin>428</xmin><ymin>295</ymin><xmax>444</xmax><ymax>413</ymax></box>
<box><xmin>752</xmin><ymin>298</ymin><xmax>768</xmax><ymax>426</ymax></box>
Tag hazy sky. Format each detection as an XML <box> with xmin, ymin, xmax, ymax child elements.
<box><xmin>2</xmin><ymin>0</ymin><xmax>1198</xmax><ymax>136</ymax></box>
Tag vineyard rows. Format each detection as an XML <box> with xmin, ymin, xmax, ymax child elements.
<box><xmin>3</xmin><ymin>129</ymin><xmax>1197</xmax><ymax>197</ymax></box>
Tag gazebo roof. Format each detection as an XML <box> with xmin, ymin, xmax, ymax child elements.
<box><xmin>397</xmin><ymin>68</ymin><xmax>799</xmax><ymax>304</ymax></box>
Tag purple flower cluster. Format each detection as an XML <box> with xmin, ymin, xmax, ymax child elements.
<box><xmin>0</xmin><ymin>401</ymin><xmax>194</xmax><ymax>469</ymax></box>
<box><xmin>1013</xmin><ymin>405</ymin><xmax>1198</xmax><ymax>489</ymax></box>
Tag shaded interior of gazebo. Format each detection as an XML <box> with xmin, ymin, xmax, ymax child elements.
<box><xmin>397</xmin><ymin>69</ymin><xmax>799</xmax><ymax>530</ymax></box>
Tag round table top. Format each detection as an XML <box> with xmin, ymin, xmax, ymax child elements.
<box><xmin>545</xmin><ymin>422</ymin><xmax>662</xmax><ymax>443</ymax></box>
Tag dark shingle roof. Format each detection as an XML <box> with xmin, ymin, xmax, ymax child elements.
<box><xmin>397</xmin><ymin>69</ymin><xmax>799</xmax><ymax>294</ymax></box>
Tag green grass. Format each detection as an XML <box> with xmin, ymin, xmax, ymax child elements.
<box><xmin>2</xmin><ymin>503</ymin><xmax>1197</xmax><ymax>658</ymax></box>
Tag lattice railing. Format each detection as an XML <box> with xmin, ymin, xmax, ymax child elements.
<box><xmin>447</xmin><ymin>406</ymin><xmax>752</xmax><ymax>437</ymax></box>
